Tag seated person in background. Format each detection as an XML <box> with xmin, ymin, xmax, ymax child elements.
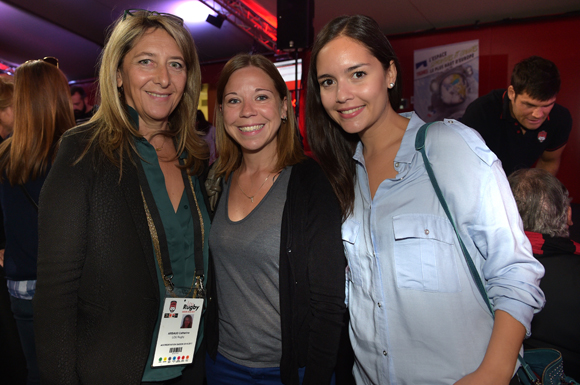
<box><xmin>70</xmin><ymin>85</ymin><xmax>94</xmax><ymax>124</ymax></box>
<box><xmin>508</xmin><ymin>168</ymin><xmax>580</xmax><ymax>378</ymax></box>
<box><xmin>462</xmin><ymin>56</ymin><xmax>572</xmax><ymax>176</ymax></box>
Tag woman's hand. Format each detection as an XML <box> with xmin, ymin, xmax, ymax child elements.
<box><xmin>454</xmin><ymin>369</ymin><xmax>509</xmax><ymax>385</ymax></box>
<box><xmin>454</xmin><ymin>310</ymin><xmax>524</xmax><ymax>385</ymax></box>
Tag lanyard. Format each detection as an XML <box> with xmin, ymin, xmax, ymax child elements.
<box><xmin>136</xmin><ymin>155</ymin><xmax>205</xmax><ymax>298</ymax></box>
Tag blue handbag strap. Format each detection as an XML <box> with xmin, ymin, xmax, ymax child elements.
<box><xmin>414</xmin><ymin>122</ymin><xmax>538</xmax><ymax>383</ymax></box>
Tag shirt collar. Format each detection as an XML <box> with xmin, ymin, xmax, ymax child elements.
<box><xmin>128</xmin><ymin>105</ymin><xmax>139</xmax><ymax>129</ymax></box>
<box><xmin>394</xmin><ymin>112</ymin><xmax>424</xmax><ymax>165</ymax></box>
<box><xmin>500</xmin><ymin>90</ymin><xmax>515</xmax><ymax>122</ymax></box>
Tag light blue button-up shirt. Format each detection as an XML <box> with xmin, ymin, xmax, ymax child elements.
<box><xmin>343</xmin><ymin>112</ymin><xmax>545</xmax><ymax>384</ymax></box>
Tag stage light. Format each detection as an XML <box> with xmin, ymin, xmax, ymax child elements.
<box><xmin>172</xmin><ymin>1</ymin><xmax>212</xmax><ymax>24</ymax></box>
<box><xmin>206</xmin><ymin>13</ymin><xmax>226</xmax><ymax>28</ymax></box>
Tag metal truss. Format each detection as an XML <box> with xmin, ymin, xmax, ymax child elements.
<box><xmin>198</xmin><ymin>0</ymin><xmax>277</xmax><ymax>52</ymax></box>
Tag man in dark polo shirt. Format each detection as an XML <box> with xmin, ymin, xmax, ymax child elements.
<box><xmin>462</xmin><ymin>56</ymin><xmax>572</xmax><ymax>176</ymax></box>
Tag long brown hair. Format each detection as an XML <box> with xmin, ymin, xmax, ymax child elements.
<box><xmin>214</xmin><ymin>54</ymin><xmax>304</xmax><ymax>180</ymax></box>
<box><xmin>0</xmin><ymin>60</ymin><xmax>74</xmax><ymax>185</ymax></box>
<box><xmin>79</xmin><ymin>10</ymin><xmax>206</xmax><ymax>175</ymax></box>
<box><xmin>306</xmin><ymin>15</ymin><xmax>402</xmax><ymax>219</ymax></box>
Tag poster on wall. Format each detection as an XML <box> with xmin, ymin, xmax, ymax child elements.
<box><xmin>413</xmin><ymin>40</ymin><xmax>479</xmax><ymax>122</ymax></box>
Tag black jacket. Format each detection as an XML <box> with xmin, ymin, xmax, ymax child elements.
<box><xmin>206</xmin><ymin>158</ymin><xmax>346</xmax><ymax>384</ymax></box>
<box><xmin>523</xmin><ymin>231</ymin><xmax>580</xmax><ymax>379</ymax></box>
<box><xmin>33</xmin><ymin>126</ymin><xmax>211</xmax><ymax>385</ymax></box>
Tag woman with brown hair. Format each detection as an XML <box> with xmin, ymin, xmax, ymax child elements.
<box><xmin>205</xmin><ymin>53</ymin><xmax>346</xmax><ymax>385</ymax></box>
<box><xmin>306</xmin><ymin>15</ymin><xmax>545</xmax><ymax>385</ymax></box>
<box><xmin>0</xmin><ymin>58</ymin><xmax>75</xmax><ymax>385</ymax></box>
<box><xmin>34</xmin><ymin>10</ymin><xmax>211</xmax><ymax>385</ymax></box>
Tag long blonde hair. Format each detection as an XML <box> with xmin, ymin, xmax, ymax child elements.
<box><xmin>214</xmin><ymin>54</ymin><xmax>304</xmax><ymax>180</ymax></box>
<box><xmin>0</xmin><ymin>60</ymin><xmax>74</xmax><ymax>185</ymax></box>
<box><xmin>80</xmin><ymin>10</ymin><xmax>207</xmax><ymax>174</ymax></box>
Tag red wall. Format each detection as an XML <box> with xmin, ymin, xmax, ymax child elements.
<box><xmin>388</xmin><ymin>15</ymin><xmax>580</xmax><ymax>197</ymax></box>
<box><xmin>200</xmin><ymin>15</ymin><xmax>580</xmax><ymax>197</ymax></box>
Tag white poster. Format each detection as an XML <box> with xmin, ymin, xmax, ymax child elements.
<box><xmin>413</xmin><ymin>40</ymin><xmax>479</xmax><ymax>122</ymax></box>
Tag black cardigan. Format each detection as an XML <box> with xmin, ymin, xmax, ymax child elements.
<box><xmin>33</xmin><ymin>126</ymin><xmax>211</xmax><ymax>385</ymax></box>
<box><xmin>206</xmin><ymin>157</ymin><xmax>346</xmax><ymax>385</ymax></box>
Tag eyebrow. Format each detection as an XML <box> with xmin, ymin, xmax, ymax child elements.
<box><xmin>224</xmin><ymin>88</ymin><xmax>275</xmax><ymax>97</ymax></box>
<box><xmin>523</xmin><ymin>100</ymin><xmax>555</xmax><ymax>107</ymax></box>
<box><xmin>317</xmin><ymin>63</ymin><xmax>370</xmax><ymax>80</ymax></box>
<box><xmin>133</xmin><ymin>52</ymin><xmax>185</xmax><ymax>61</ymax></box>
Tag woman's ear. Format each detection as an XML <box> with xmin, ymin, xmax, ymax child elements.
<box><xmin>116</xmin><ymin>69</ymin><xmax>123</xmax><ymax>88</ymax></box>
<box><xmin>386</xmin><ymin>60</ymin><xmax>397</xmax><ymax>87</ymax></box>
<box><xmin>281</xmin><ymin>97</ymin><xmax>288</xmax><ymax>119</ymax></box>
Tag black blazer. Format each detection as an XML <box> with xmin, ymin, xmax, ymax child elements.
<box><xmin>34</xmin><ymin>126</ymin><xmax>210</xmax><ymax>385</ymax></box>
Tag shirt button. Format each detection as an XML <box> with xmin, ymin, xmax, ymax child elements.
<box><xmin>378</xmin><ymin>303</ymin><xmax>382</xmax><ymax>308</ymax></box>
<box><xmin>383</xmin><ymin>351</ymin><xmax>388</xmax><ymax>356</ymax></box>
<box><xmin>394</xmin><ymin>162</ymin><xmax>400</xmax><ymax>168</ymax></box>
<box><xmin>425</xmin><ymin>229</ymin><xmax>430</xmax><ymax>235</ymax></box>
<box><xmin>184</xmin><ymin>205</ymin><xmax>189</xmax><ymax>209</ymax></box>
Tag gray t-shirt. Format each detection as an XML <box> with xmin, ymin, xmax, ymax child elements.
<box><xmin>209</xmin><ymin>167</ymin><xmax>291</xmax><ymax>368</ymax></box>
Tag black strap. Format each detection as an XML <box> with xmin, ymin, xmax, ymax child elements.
<box><xmin>414</xmin><ymin>122</ymin><xmax>537</xmax><ymax>382</ymax></box>
<box><xmin>20</xmin><ymin>185</ymin><xmax>39</xmax><ymax>212</ymax></box>
<box><xmin>135</xmin><ymin>155</ymin><xmax>174</xmax><ymax>284</ymax></box>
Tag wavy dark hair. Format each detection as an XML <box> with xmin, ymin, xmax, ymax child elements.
<box><xmin>511</xmin><ymin>56</ymin><xmax>560</xmax><ymax>101</ymax></box>
<box><xmin>306</xmin><ymin>14</ymin><xmax>402</xmax><ymax>219</ymax></box>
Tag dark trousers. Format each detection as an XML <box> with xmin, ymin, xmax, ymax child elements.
<box><xmin>0</xmin><ymin>267</ymin><xmax>26</xmax><ymax>384</ymax></box>
<box><xmin>10</xmin><ymin>296</ymin><xmax>40</xmax><ymax>385</ymax></box>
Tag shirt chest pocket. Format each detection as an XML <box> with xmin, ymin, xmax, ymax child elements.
<box><xmin>392</xmin><ymin>214</ymin><xmax>461</xmax><ymax>293</ymax></box>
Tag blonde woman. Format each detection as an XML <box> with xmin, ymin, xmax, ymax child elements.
<box><xmin>34</xmin><ymin>10</ymin><xmax>211</xmax><ymax>385</ymax></box>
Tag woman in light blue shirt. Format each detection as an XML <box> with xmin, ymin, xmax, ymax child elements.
<box><xmin>306</xmin><ymin>15</ymin><xmax>545</xmax><ymax>385</ymax></box>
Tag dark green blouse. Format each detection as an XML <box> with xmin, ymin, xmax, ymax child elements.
<box><xmin>130</xmin><ymin>109</ymin><xmax>210</xmax><ymax>382</ymax></box>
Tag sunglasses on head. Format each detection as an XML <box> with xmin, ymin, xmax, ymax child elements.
<box><xmin>122</xmin><ymin>9</ymin><xmax>184</xmax><ymax>26</ymax></box>
<box><xmin>24</xmin><ymin>56</ymin><xmax>59</xmax><ymax>68</ymax></box>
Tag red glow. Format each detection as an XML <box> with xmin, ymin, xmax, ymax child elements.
<box><xmin>241</xmin><ymin>0</ymin><xmax>277</xmax><ymax>28</ymax></box>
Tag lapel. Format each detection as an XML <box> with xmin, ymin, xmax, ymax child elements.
<box><xmin>119</xmin><ymin>154</ymin><xmax>161</xmax><ymax>294</ymax></box>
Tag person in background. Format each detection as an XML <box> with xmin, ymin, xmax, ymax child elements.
<box><xmin>306</xmin><ymin>15</ymin><xmax>545</xmax><ymax>384</ymax></box>
<box><xmin>0</xmin><ymin>74</ymin><xmax>25</xmax><ymax>385</ymax></box>
<box><xmin>508</xmin><ymin>168</ymin><xmax>580</xmax><ymax>379</ymax></box>
<box><xmin>0</xmin><ymin>76</ymin><xmax>14</xmax><ymax>262</ymax></box>
<box><xmin>461</xmin><ymin>56</ymin><xmax>572</xmax><ymax>176</ymax></box>
<box><xmin>0</xmin><ymin>77</ymin><xmax>14</xmax><ymax>142</ymax></box>
<box><xmin>205</xmin><ymin>53</ymin><xmax>346</xmax><ymax>385</ymax></box>
<box><xmin>196</xmin><ymin>109</ymin><xmax>217</xmax><ymax>165</ymax></box>
<box><xmin>70</xmin><ymin>85</ymin><xmax>95</xmax><ymax>124</ymax></box>
<box><xmin>0</xmin><ymin>58</ymin><xmax>74</xmax><ymax>385</ymax></box>
<box><xmin>33</xmin><ymin>10</ymin><xmax>211</xmax><ymax>385</ymax></box>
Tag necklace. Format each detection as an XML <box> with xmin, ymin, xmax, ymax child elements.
<box><xmin>237</xmin><ymin>171</ymin><xmax>273</xmax><ymax>203</ymax></box>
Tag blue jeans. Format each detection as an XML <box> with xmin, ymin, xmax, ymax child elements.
<box><xmin>10</xmin><ymin>296</ymin><xmax>40</xmax><ymax>385</ymax></box>
<box><xmin>206</xmin><ymin>352</ymin><xmax>308</xmax><ymax>385</ymax></box>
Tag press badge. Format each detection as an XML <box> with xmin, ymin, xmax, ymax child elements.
<box><xmin>152</xmin><ymin>297</ymin><xmax>204</xmax><ymax>367</ymax></box>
